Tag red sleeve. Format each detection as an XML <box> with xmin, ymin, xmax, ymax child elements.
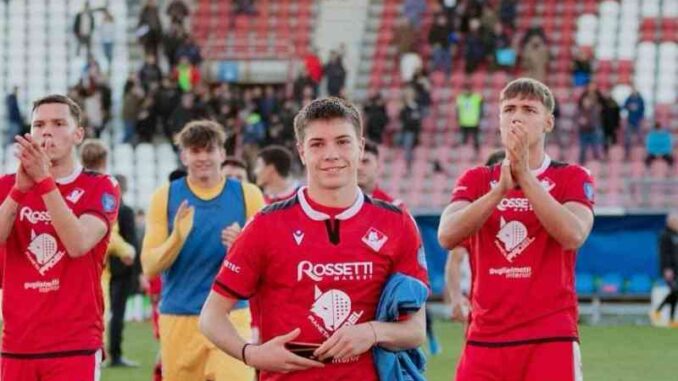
<box><xmin>560</xmin><ymin>165</ymin><xmax>595</xmax><ymax>210</ymax></box>
<box><xmin>392</xmin><ymin>212</ymin><xmax>429</xmax><ymax>287</ymax></box>
<box><xmin>0</xmin><ymin>175</ymin><xmax>16</xmax><ymax>203</ymax></box>
<box><xmin>450</xmin><ymin>167</ymin><xmax>486</xmax><ymax>203</ymax></box>
<box><xmin>212</xmin><ymin>213</ymin><xmax>267</xmax><ymax>300</ymax></box>
<box><xmin>81</xmin><ymin>175</ymin><xmax>121</xmax><ymax>230</ymax></box>
<box><xmin>0</xmin><ymin>245</ymin><xmax>5</xmax><ymax>287</ymax></box>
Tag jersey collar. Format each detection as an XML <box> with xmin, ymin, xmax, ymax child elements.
<box><xmin>531</xmin><ymin>154</ymin><xmax>551</xmax><ymax>177</ymax></box>
<box><xmin>55</xmin><ymin>164</ymin><xmax>83</xmax><ymax>185</ymax></box>
<box><xmin>297</xmin><ymin>186</ymin><xmax>364</xmax><ymax>221</ymax></box>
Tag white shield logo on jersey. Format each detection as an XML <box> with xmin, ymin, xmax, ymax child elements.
<box><xmin>311</xmin><ymin>286</ymin><xmax>351</xmax><ymax>331</ymax></box>
<box><xmin>540</xmin><ymin>177</ymin><xmax>556</xmax><ymax>192</ymax></box>
<box><xmin>26</xmin><ymin>230</ymin><xmax>65</xmax><ymax>275</ymax></box>
<box><xmin>362</xmin><ymin>227</ymin><xmax>388</xmax><ymax>252</ymax></box>
<box><xmin>495</xmin><ymin>217</ymin><xmax>535</xmax><ymax>262</ymax></box>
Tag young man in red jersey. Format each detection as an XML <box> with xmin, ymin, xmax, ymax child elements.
<box><xmin>200</xmin><ymin>97</ymin><xmax>429</xmax><ymax>380</ymax></box>
<box><xmin>438</xmin><ymin>78</ymin><xmax>594</xmax><ymax>381</ymax></box>
<box><xmin>0</xmin><ymin>95</ymin><xmax>120</xmax><ymax>380</ymax></box>
<box><xmin>358</xmin><ymin>140</ymin><xmax>403</xmax><ymax>207</ymax></box>
<box><xmin>253</xmin><ymin>145</ymin><xmax>300</xmax><ymax>204</ymax></box>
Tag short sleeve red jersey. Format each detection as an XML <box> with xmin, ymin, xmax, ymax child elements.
<box><xmin>0</xmin><ymin>169</ymin><xmax>120</xmax><ymax>355</ymax></box>
<box><xmin>450</xmin><ymin>157</ymin><xmax>594</xmax><ymax>344</ymax></box>
<box><xmin>213</xmin><ymin>187</ymin><xmax>428</xmax><ymax>381</ymax></box>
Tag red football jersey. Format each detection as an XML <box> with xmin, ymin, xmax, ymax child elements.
<box><xmin>450</xmin><ymin>156</ymin><xmax>594</xmax><ymax>344</ymax></box>
<box><xmin>0</xmin><ymin>168</ymin><xmax>120</xmax><ymax>355</ymax></box>
<box><xmin>214</xmin><ymin>187</ymin><xmax>428</xmax><ymax>381</ymax></box>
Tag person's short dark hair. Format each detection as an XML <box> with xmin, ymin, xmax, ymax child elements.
<box><xmin>221</xmin><ymin>156</ymin><xmax>247</xmax><ymax>170</ymax></box>
<box><xmin>174</xmin><ymin>120</ymin><xmax>226</xmax><ymax>150</ymax></box>
<box><xmin>79</xmin><ymin>139</ymin><xmax>108</xmax><ymax>170</ymax></box>
<box><xmin>257</xmin><ymin>145</ymin><xmax>293</xmax><ymax>178</ymax></box>
<box><xmin>32</xmin><ymin>94</ymin><xmax>83</xmax><ymax>125</ymax></box>
<box><xmin>485</xmin><ymin>150</ymin><xmax>506</xmax><ymax>166</ymax></box>
<box><xmin>168</xmin><ymin>168</ymin><xmax>187</xmax><ymax>182</ymax></box>
<box><xmin>500</xmin><ymin>78</ymin><xmax>555</xmax><ymax>114</ymax></box>
<box><xmin>114</xmin><ymin>174</ymin><xmax>128</xmax><ymax>194</ymax></box>
<box><xmin>293</xmin><ymin>97</ymin><xmax>362</xmax><ymax>143</ymax></box>
<box><xmin>364</xmin><ymin>140</ymin><xmax>379</xmax><ymax>158</ymax></box>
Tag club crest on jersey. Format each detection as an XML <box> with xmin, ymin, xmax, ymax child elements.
<box><xmin>362</xmin><ymin>227</ymin><xmax>388</xmax><ymax>252</ymax></box>
<box><xmin>540</xmin><ymin>177</ymin><xmax>556</xmax><ymax>192</ymax></box>
<box><xmin>494</xmin><ymin>217</ymin><xmax>535</xmax><ymax>262</ymax></box>
<box><xmin>26</xmin><ymin>230</ymin><xmax>65</xmax><ymax>275</ymax></box>
<box><xmin>309</xmin><ymin>285</ymin><xmax>363</xmax><ymax>337</ymax></box>
<box><xmin>293</xmin><ymin>229</ymin><xmax>304</xmax><ymax>245</ymax></box>
<box><xmin>66</xmin><ymin>188</ymin><xmax>85</xmax><ymax>204</ymax></box>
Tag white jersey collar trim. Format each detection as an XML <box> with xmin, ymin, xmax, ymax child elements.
<box><xmin>56</xmin><ymin>164</ymin><xmax>83</xmax><ymax>185</ymax></box>
<box><xmin>297</xmin><ymin>186</ymin><xmax>364</xmax><ymax>221</ymax></box>
<box><xmin>532</xmin><ymin>154</ymin><xmax>551</xmax><ymax>177</ymax></box>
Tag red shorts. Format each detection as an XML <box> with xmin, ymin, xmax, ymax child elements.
<box><xmin>1</xmin><ymin>350</ymin><xmax>102</xmax><ymax>381</ymax></box>
<box><xmin>455</xmin><ymin>340</ymin><xmax>582</xmax><ymax>381</ymax></box>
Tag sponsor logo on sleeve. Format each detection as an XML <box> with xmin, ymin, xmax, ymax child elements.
<box><xmin>101</xmin><ymin>193</ymin><xmax>116</xmax><ymax>213</ymax></box>
<box><xmin>583</xmin><ymin>182</ymin><xmax>594</xmax><ymax>201</ymax></box>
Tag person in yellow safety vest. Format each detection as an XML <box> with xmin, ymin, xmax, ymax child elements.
<box><xmin>456</xmin><ymin>81</ymin><xmax>484</xmax><ymax>153</ymax></box>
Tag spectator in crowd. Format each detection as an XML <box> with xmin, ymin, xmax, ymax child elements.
<box><xmin>234</xmin><ymin>0</ymin><xmax>256</xmax><ymax>15</ymax></box>
<box><xmin>167</xmin><ymin>0</ymin><xmax>190</xmax><ymax>25</ymax></box>
<box><xmin>624</xmin><ymin>88</ymin><xmax>645</xmax><ymax>156</ymax></box>
<box><xmin>324</xmin><ymin>50</ymin><xmax>347</xmax><ymax>97</ymax></box>
<box><xmin>257</xmin><ymin>86</ymin><xmax>280</xmax><ymax>123</ymax></box>
<box><xmin>404</xmin><ymin>0</ymin><xmax>427</xmax><ymax>28</ymax></box>
<box><xmin>154</xmin><ymin>77</ymin><xmax>181</xmax><ymax>141</ymax></box>
<box><xmin>645</xmin><ymin>121</ymin><xmax>674</xmax><ymax>167</ymax></box>
<box><xmin>456</xmin><ymin>81</ymin><xmax>483</xmax><ymax>153</ymax></box>
<box><xmin>651</xmin><ymin>212</ymin><xmax>678</xmax><ymax>326</ymax></box>
<box><xmin>572</xmin><ymin>48</ymin><xmax>593</xmax><ymax>87</ymax></box>
<box><xmin>464</xmin><ymin>19</ymin><xmax>486</xmax><ymax>73</ymax></box>
<box><xmin>82</xmin><ymin>78</ymin><xmax>112</xmax><ymax>138</ymax></box>
<box><xmin>480</xmin><ymin>3</ymin><xmax>499</xmax><ymax>34</ymax></box>
<box><xmin>411</xmin><ymin>69</ymin><xmax>432</xmax><ymax>116</ymax></box>
<box><xmin>439</xmin><ymin>0</ymin><xmax>459</xmax><ymax>29</ymax></box>
<box><xmin>222</xmin><ymin>156</ymin><xmax>249</xmax><ymax>182</ymax></box>
<box><xmin>4</xmin><ymin>86</ymin><xmax>23</xmax><ymax>146</ymax></box>
<box><xmin>400</xmin><ymin>86</ymin><xmax>423</xmax><ymax>171</ymax></box>
<box><xmin>303</xmin><ymin>49</ymin><xmax>324</xmax><ymax>89</ymax></box>
<box><xmin>429</xmin><ymin>13</ymin><xmax>454</xmax><ymax>74</ymax></box>
<box><xmin>73</xmin><ymin>2</ymin><xmax>95</xmax><ymax>56</ymax></box>
<box><xmin>363</xmin><ymin>91</ymin><xmax>389</xmax><ymax>144</ymax></box>
<box><xmin>136</xmin><ymin>95</ymin><xmax>158</xmax><ymax>143</ymax></box>
<box><xmin>175</xmin><ymin>35</ymin><xmax>203</xmax><ymax>66</ymax></box>
<box><xmin>100</xmin><ymin>11</ymin><xmax>116</xmax><ymax>72</ymax></box>
<box><xmin>499</xmin><ymin>0</ymin><xmax>518</xmax><ymax>29</ymax></box>
<box><xmin>520</xmin><ymin>23</ymin><xmax>547</xmax><ymax>47</ymax></box>
<box><xmin>293</xmin><ymin>67</ymin><xmax>317</xmax><ymax>104</ymax></box>
<box><xmin>577</xmin><ymin>92</ymin><xmax>603</xmax><ymax>163</ymax></box>
<box><xmin>138</xmin><ymin>0</ymin><xmax>163</xmax><ymax>59</ymax></box>
<box><xmin>122</xmin><ymin>78</ymin><xmax>144</xmax><ymax>143</ymax></box>
<box><xmin>520</xmin><ymin>34</ymin><xmax>549</xmax><ymax>83</ymax></box>
<box><xmin>394</xmin><ymin>19</ymin><xmax>418</xmax><ymax>57</ymax></box>
<box><xmin>400</xmin><ymin>51</ymin><xmax>423</xmax><ymax>83</ymax></box>
<box><xmin>489</xmin><ymin>23</ymin><xmax>515</xmax><ymax>69</ymax></box>
<box><xmin>600</xmin><ymin>91</ymin><xmax>621</xmax><ymax>153</ymax></box>
<box><xmin>241</xmin><ymin>106</ymin><xmax>267</xmax><ymax>163</ymax></box>
<box><xmin>168</xmin><ymin>93</ymin><xmax>201</xmax><ymax>144</ymax></box>
<box><xmin>459</xmin><ymin>0</ymin><xmax>483</xmax><ymax>33</ymax></box>
<box><xmin>164</xmin><ymin>23</ymin><xmax>187</xmax><ymax>68</ymax></box>
<box><xmin>138</xmin><ymin>54</ymin><xmax>163</xmax><ymax>92</ymax></box>
<box><xmin>172</xmin><ymin>56</ymin><xmax>201</xmax><ymax>92</ymax></box>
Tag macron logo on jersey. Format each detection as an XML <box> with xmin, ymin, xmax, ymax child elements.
<box><xmin>297</xmin><ymin>261</ymin><xmax>374</xmax><ymax>282</ymax></box>
<box><xmin>20</xmin><ymin>207</ymin><xmax>51</xmax><ymax>224</ymax></box>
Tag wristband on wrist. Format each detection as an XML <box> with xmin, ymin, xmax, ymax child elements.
<box><xmin>241</xmin><ymin>343</ymin><xmax>251</xmax><ymax>365</ymax></box>
<box><xmin>9</xmin><ymin>187</ymin><xmax>27</xmax><ymax>203</ymax></box>
<box><xmin>34</xmin><ymin>177</ymin><xmax>57</xmax><ymax>196</ymax></box>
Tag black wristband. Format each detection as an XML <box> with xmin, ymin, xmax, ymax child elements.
<box><xmin>241</xmin><ymin>343</ymin><xmax>251</xmax><ymax>365</ymax></box>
